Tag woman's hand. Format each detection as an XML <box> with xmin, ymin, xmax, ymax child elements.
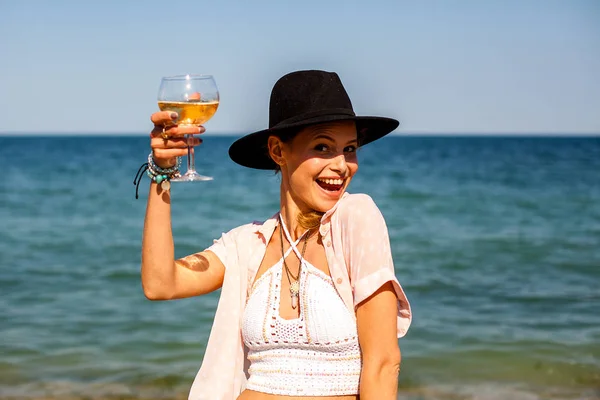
<box><xmin>150</xmin><ymin>111</ymin><xmax>205</xmax><ymax>169</ymax></box>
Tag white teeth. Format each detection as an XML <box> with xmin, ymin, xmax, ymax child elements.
<box><xmin>319</xmin><ymin>178</ymin><xmax>344</xmax><ymax>186</ymax></box>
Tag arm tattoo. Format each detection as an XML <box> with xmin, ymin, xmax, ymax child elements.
<box><xmin>176</xmin><ymin>253</ymin><xmax>210</xmax><ymax>272</ymax></box>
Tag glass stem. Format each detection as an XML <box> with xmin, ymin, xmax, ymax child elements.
<box><xmin>186</xmin><ymin>134</ymin><xmax>196</xmax><ymax>173</ymax></box>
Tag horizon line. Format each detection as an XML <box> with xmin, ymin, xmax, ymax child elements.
<box><xmin>1</xmin><ymin>131</ymin><xmax>599</xmax><ymax>137</ymax></box>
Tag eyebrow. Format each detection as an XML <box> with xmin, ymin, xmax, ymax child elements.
<box><xmin>312</xmin><ymin>133</ymin><xmax>358</xmax><ymax>146</ymax></box>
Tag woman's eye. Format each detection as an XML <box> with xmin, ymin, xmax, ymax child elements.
<box><xmin>344</xmin><ymin>145</ymin><xmax>357</xmax><ymax>153</ymax></box>
<box><xmin>315</xmin><ymin>144</ymin><xmax>329</xmax><ymax>152</ymax></box>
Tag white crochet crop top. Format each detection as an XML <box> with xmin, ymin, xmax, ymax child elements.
<box><xmin>241</xmin><ymin>219</ymin><xmax>362</xmax><ymax>396</ymax></box>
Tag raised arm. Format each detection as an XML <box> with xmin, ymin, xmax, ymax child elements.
<box><xmin>140</xmin><ymin>111</ymin><xmax>225</xmax><ymax>300</ymax></box>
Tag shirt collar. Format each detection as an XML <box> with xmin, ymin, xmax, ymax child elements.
<box><xmin>321</xmin><ymin>191</ymin><xmax>349</xmax><ymax>222</ymax></box>
<box><xmin>253</xmin><ymin>212</ymin><xmax>279</xmax><ymax>238</ymax></box>
<box><xmin>319</xmin><ymin>191</ymin><xmax>349</xmax><ymax>236</ymax></box>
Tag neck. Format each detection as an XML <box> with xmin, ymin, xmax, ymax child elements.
<box><xmin>279</xmin><ymin>190</ymin><xmax>307</xmax><ymax>241</ymax></box>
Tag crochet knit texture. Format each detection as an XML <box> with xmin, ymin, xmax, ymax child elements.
<box><xmin>242</xmin><ymin>254</ymin><xmax>361</xmax><ymax>396</ymax></box>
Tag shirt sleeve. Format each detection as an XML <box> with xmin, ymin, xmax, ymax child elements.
<box><xmin>340</xmin><ymin>194</ymin><xmax>412</xmax><ymax>338</ymax></box>
<box><xmin>204</xmin><ymin>221</ymin><xmax>261</xmax><ymax>270</ymax></box>
<box><xmin>205</xmin><ymin>225</ymin><xmax>242</xmax><ymax>270</ymax></box>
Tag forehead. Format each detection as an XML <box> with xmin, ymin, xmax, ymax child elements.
<box><xmin>296</xmin><ymin>120</ymin><xmax>357</xmax><ymax>142</ymax></box>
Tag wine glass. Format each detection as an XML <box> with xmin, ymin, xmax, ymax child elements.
<box><xmin>157</xmin><ymin>74</ymin><xmax>219</xmax><ymax>181</ymax></box>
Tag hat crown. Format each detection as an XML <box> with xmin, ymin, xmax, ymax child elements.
<box><xmin>269</xmin><ymin>70</ymin><xmax>355</xmax><ymax>128</ymax></box>
<box><xmin>228</xmin><ymin>69</ymin><xmax>399</xmax><ymax>170</ymax></box>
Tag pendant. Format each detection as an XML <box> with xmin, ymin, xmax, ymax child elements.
<box><xmin>289</xmin><ymin>280</ymin><xmax>300</xmax><ymax>309</ymax></box>
<box><xmin>160</xmin><ymin>180</ymin><xmax>171</xmax><ymax>191</ymax></box>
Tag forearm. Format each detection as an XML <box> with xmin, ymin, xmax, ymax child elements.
<box><xmin>141</xmin><ymin>182</ymin><xmax>176</xmax><ymax>299</ymax></box>
<box><xmin>359</xmin><ymin>358</ymin><xmax>400</xmax><ymax>399</ymax></box>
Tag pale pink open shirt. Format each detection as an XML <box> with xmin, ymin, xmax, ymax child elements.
<box><xmin>188</xmin><ymin>193</ymin><xmax>412</xmax><ymax>400</ymax></box>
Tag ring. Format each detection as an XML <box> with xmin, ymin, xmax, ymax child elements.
<box><xmin>161</xmin><ymin>127</ymin><xmax>170</xmax><ymax>140</ymax></box>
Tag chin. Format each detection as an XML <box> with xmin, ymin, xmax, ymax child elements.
<box><xmin>311</xmin><ymin>180</ymin><xmax>348</xmax><ymax>211</ymax></box>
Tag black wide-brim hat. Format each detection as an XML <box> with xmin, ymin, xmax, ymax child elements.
<box><xmin>229</xmin><ymin>70</ymin><xmax>399</xmax><ymax>170</ymax></box>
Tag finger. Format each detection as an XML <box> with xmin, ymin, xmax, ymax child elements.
<box><xmin>150</xmin><ymin>125</ymin><xmax>205</xmax><ymax>138</ymax></box>
<box><xmin>150</xmin><ymin>137</ymin><xmax>202</xmax><ymax>149</ymax></box>
<box><xmin>153</xmin><ymin>148</ymin><xmax>194</xmax><ymax>160</ymax></box>
<box><xmin>151</xmin><ymin>111</ymin><xmax>179</xmax><ymax>125</ymax></box>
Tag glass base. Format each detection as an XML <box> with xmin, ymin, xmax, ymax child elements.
<box><xmin>171</xmin><ymin>170</ymin><xmax>213</xmax><ymax>182</ymax></box>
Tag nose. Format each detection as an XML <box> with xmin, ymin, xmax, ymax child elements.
<box><xmin>330</xmin><ymin>153</ymin><xmax>348</xmax><ymax>175</ymax></box>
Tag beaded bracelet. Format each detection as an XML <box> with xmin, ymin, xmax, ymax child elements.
<box><xmin>133</xmin><ymin>154</ymin><xmax>181</xmax><ymax>199</ymax></box>
<box><xmin>147</xmin><ymin>152</ymin><xmax>181</xmax><ymax>175</ymax></box>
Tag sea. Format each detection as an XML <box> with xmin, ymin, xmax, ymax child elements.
<box><xmin>0</xmin><ymin>135</ymin><xmax>599</xmax><ymax>400</ymax></box>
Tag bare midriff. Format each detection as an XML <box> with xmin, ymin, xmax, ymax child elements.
<box><xmin>237</xmin><ymin>390</ymin><xmax>358</xmax><ymax>400</ymax></box>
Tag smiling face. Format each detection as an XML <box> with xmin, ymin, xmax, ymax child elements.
<box><xmin>269</xmin><ymin>120</ymin><xmax>359</xmax><ymax>214</ymax></box>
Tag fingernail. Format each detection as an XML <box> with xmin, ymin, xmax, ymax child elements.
<box><xmin>170</xmin><ymin>112</ymin><xmax>178</xmax><ymax>120</ymax></box>
<box><xmin>198</xmin><ymin>127</ymin><xmax>203</xmax><ymax>133</ymax></box>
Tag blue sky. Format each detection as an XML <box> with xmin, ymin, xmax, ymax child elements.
<box><xmin>1</xmin><ymin>0</ymin><xmax>599</xmax><ymax>135</ymax></box>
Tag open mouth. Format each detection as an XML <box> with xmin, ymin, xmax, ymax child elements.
<box><xmin>316</xmin><ymin>178</ymin><xmax>345</xmax><ymax>192</ymax></box>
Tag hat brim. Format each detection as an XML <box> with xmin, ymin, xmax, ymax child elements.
<box><xmin>229</xmin><ymin>115</ymin><xmax>399</xmax><ymax>170</ymax></box>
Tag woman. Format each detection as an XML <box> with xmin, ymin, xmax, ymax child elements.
<box><xmin>141</xmin><ymin>70</ymin><xmax>412</xmax><ymax>400</ymax></box>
